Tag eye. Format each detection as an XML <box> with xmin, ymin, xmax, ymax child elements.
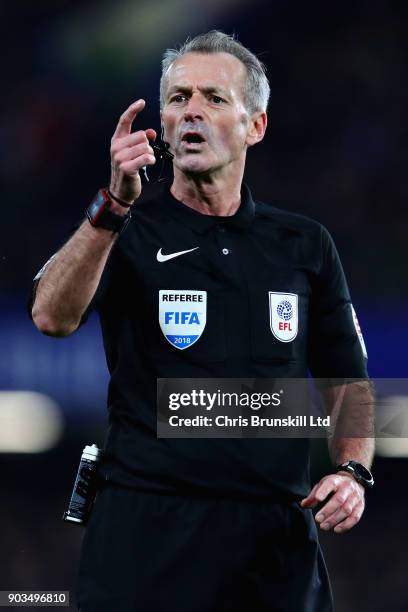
<box><xmin>170</xmin><ymin>94</ymin><xmax>187</xmax><ymax>103</ymax></box>
<box><xmin>210</xmin><ymin>95</ymin><xmax>224</xmax><ymax>104</ymax></box>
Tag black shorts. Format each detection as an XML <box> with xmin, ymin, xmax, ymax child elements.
<box><xmin>77</xmin><ymin>484</ymin><xmax>334</xmax><ymax>612</ymax></box>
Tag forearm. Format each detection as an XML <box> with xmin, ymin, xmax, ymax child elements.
<box><xmin>322</xmin><ymin>380</ymin><xmax>375</xmax><ymax>469</ymax></box>
<box><xmin>32</xmin><ymin>220</ymin><xmax>118</xmax><ymax>336</ymax></box>
<box><xmin>328</xmin><ymin>436</ymin><xmax>375</xmax><ymax>469</ymax></box>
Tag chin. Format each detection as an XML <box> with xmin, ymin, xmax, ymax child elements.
<box><xmin>177</xmin><ymin>155</ymin><xmax>213</xmax><ymax>175</ymax></box>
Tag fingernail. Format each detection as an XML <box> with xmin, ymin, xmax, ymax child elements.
<box><xmin>316</xmin><ymin>514</ymin><xmax>324</xmax><ymax>522</ymax></box>
<box><xmin>321</xmin><ymin>523</ymin><xmax>330</xmax><ymax>530</ymax></box>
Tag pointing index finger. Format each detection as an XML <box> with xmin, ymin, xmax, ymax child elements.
<box><xmin>112</xmin><ymin>99</ymin><xmax>145</xmax><ymax>139</ymax></box>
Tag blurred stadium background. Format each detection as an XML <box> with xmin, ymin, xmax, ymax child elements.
<box><xmin>1</xmin><ymin>1</ymin><xmax>407</xmax><ymax>610</ymax></box>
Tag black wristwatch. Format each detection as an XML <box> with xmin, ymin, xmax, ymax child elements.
<box><xmin>335</xmin><ymin>461</ymin><xmax>374</xmax><ymax>489</ymax></box>
<box><xmin>86</xmin><ymin>189</ymin><xmax>131</xmax><ymax>234</ymax></box>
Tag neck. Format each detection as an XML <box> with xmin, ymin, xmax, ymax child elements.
<box><xmin>170</xmin><ymin>163</ymin><xmax>244</xmax><ymax>217</ymax></box>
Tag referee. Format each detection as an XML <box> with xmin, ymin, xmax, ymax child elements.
<box><xmin>30</xmin><ymin>31</ymin><xmax>375</xmax><ymax>612</ymax></box>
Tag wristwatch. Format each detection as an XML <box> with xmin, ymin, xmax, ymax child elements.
<box><xmin>86</xmin><ymin>189</ymin><xmax>131</xmax><ymax>234</ymax></box>
<box><xmin>335</xmin><ymin>461</ymin><xmax>374</xmax><ymax>489</ymax></box>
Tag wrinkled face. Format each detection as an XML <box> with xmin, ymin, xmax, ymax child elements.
<box><xmin>161</xmin><ymin>52</ymin><xmax>251</xmax><ymax>175</ymax></box>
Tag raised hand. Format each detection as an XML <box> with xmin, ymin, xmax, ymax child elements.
<box><xmin>109</xmin><ymin>99</ymin><xmax>157</xmax><ymax>204</ymax></box>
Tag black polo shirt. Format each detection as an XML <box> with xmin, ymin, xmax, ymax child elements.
<box><xmin>78</xmin><ymin>180</ymin><xmax>368</xmax><ymax>501</ymax></box>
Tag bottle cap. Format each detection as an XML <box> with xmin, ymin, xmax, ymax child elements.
<box><xmin>82</xmin><ymin>444</ymin><xmax>101</xmax><ymax>461</ymax></box>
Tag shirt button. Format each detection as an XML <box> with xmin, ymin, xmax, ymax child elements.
<box><xmin>222</xmin><ymin>248</ymin><xmax>230</xmax><ymax>255</ymax></box>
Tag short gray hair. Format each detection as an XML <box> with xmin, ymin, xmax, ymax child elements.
<box><xmin>160</xmin><ymin>30</ymin><xmax>270</xmax><ymax>114</ymax></box>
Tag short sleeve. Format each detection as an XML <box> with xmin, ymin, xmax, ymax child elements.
<box><xmin>307</xmin><ymin>226</ymin><xmax>368</xmax><ymax>379</ymax></box>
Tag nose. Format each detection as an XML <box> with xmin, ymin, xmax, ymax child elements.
<box><xmin>183</xmin><ymin>93</ymin><xmax>204</xmax><ymax>122</ymax></box>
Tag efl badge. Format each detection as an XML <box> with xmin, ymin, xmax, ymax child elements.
<box><xmin>351</xmin><ymin>304</ymin><xmax>368</xmax><ymax>358</ymax></box>
<box><xmin>159</xmin><ymin>290</ymin><xmax>207</xmax><ymax>350</ymax></box>
<box><xmin>269</xmin><ymin>292</ymin><xmax>298</xmax><ymax>342</ymax></box>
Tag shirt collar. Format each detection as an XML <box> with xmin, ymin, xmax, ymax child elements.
<box><xmin>161</xmin><ymin>181</ymin><xmax>256</xmax><ymax>234</ymax></box>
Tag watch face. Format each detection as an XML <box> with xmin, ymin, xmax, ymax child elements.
<box><xmin>89</xmin><ymin>199</ymin><xmax>101</xmax><ymax>218</ymax></box>
<box><xmin>88</xmin><ymin>190</ymin><xmax>109</xmax><ymax>223</ymax></box>
<box><xmin>354</xmin><ymin>463</ymin><xmax>372</xmax><ymax>481</ymax></box>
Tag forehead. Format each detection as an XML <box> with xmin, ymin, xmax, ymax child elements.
<box><xmin>165</xmin><ymin>52</ymin><xmax>246</xmax><ymax>97</ymax></box>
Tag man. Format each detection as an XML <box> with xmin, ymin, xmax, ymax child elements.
<box><xmin>30</xmin><ymin>31</ymin><xmax>374</xmax><ymax>612</ymax></box>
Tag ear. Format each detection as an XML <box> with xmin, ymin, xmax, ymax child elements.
<box><xmin>246</xmin><ymin>111</ymin><xmax>267</xmax><ymax>147</ymax></box>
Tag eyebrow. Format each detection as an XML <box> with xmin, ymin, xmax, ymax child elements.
<box><xmin>166</xmin><ymin>84</ymin><xmax>230</xmax><ymax>98</ymax></box>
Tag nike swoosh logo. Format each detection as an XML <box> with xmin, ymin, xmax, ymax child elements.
<box><xmin>156</xmin><ymin>247</ymin><xmax>199</xmax><ymax>262</ymax></box>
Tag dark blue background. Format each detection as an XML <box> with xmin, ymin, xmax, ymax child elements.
<box><xmin>1</xmin><ymin>1</ymin><xmax>407</xmax><ymax>610</ymax></box>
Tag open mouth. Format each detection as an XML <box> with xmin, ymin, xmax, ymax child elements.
<box><xmin>181</xmin><ymin>132</ymin><xmax>206</xmax><ymax>145</ymax></box>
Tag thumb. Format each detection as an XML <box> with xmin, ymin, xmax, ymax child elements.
<box><xmin>300</xmin><ymin>484</ymin><xmax>318</xmax><ymax>508</ymax></box>
<box><xmin>300</xmin><ymin>496</ymin><xmax>315</xmax><ymax>508</ymax></box>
